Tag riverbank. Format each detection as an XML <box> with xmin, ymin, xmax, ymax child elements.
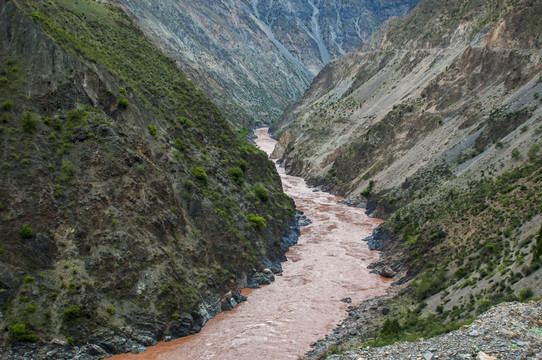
<box><xmin>315</xmin><ymin>300</ymin><xmax>542</xmax><ymax>360</ymax></box>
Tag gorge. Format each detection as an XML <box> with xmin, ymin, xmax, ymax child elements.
<box><xmin>108</xmin><ymin>127</ymin><xmax>389</xmax><ymax>359</ymax></box>
<box><xmin>1</xmin><ymin>0</ymin><xmax>541</xmax><ymax>359</ymax></box>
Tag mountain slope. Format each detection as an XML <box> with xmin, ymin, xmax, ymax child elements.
<box><xmin>0</xmin><ymin>0</ymin><xmax>297</xmax><ymax>358</ymax></box>
<box><xmin>112</xmin><ymin>0</ymin><xmax>419</xmax><ymax>125</ymax></box>
<box><xmin>272</xmin><ymin>0</ymin><xmax>542</xmax><ymax>356</ymax></box>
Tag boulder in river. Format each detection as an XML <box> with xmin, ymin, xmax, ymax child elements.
<box><xmin>379</xmin><ymin>266</ymin><xmax>396</xmax><ymax>278</ymax></box>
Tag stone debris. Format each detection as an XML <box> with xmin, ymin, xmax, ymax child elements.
<box><xmin>476</xmin><ymin>351</ymin><xmax>497</xmax><ymax>360</ymax></box>
<box><xmin>316</xmin><ymin>301</ymin><xmax>542</xmax><ymax>360</ymax></box>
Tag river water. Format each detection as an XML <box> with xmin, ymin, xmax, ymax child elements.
<box><xmin>109</xmin><ymin>127</ymin><xmax>388</xmax><ymax>360</ymax></box>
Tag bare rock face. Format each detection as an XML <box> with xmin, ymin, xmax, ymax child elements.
<box><xmin>273</xmin><ymin>0</ymin><xmax>542</xmax><ymax>220</ymax></box>
<box><xmin>113</xmin><ymin>0</ymin><xmax>419</xmax><ymax>125</ymax></box>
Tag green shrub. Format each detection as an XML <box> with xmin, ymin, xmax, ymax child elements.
<box><xmin>177</xmin><ymin>117</ymin><xmax>192</xmax><ymax>127</ymax></box>
<box><xmin>60</xmin><ymin>161</ymin><xmax>75</xmax><ymax>183</ymax></box>
<box><xmin>248</xmin><ymin>214</ymin><xmax>266</xmax><ymax>230</ymax></box>
<box><xmin>66</xmin><ymin>334</ymin><xmax>75</xmax><ymax>345</ymax></box>
<box><xmin>31</xmin><ymin>12</ymin><xmax>40</xmax><ymax>21</ymax></box>
<box><xmin>106</xmin><ymin>305</ymin><xmax>115</xmax><ymax>315</ymax></box>
<box><xmin>24</xmin><ymin>276</ymin><xmax>35</xmax><ymax>283</ymax></box>
<box><xmin>119</xmin><ymin>87</ymin><xmax>126</xmax><ymax>94</ymax></box>
<box><xmin>118</xmin><ymin>95</ymin><xmax>129</xmax><ymax>109</ymax></box>
<box><xmin>11</xmin><ymin>324</ymin><xmax>38</xmax><ymax>342</ymax></box>
<box><xmin>1</xmin><ymin>113</ymin><xmax>9</xmax><ymax>123</ymax></box>
<box><xmin>54</xmin><ymin>184</ymin><xmax>62</xmax><ymax>197</ymax></box>
<box><xmin>0</xmin><ymin>76</ymin><xmax>7</xmax><ymax>85</ymax></box>
<box><xmin>53</xmin><ymin>118</ymin><xmax>62</xmax><ymax>131</ymax></box>
<box><xmin>528</xmin><ymin>143</ymin><xmax>540</xmax><ymax>161</ymax></box>
<box><xmin>191</xmin><ymin>166</ymin><xmax>208</xmax><ymax>186</ymax></box>
<box><xmin>228</xmin><ymin>167</ymin><xmax>244</xmax><ymax>186</ymax></box>
<box><xmin>147</xmin><ymin>125</ymin><xmax>157</xmax><ymax>136</ymax></box>
<box><xmin>22</xmin><ymin>112</ymin><xmax>37</xmax><ymax>133</ymax></box>
<box><xmin>454</xmin><ymin>268</ymin><xmax>466</xmax><ymax>279</ymax></box>
<box><xmin>173</xmin><ymin>138</ymin><xmax>183</xmax><ymax>149</ymax></box>
<box><xmin>518</xmin><ymin>288</ymin><xmax>534</xmax><ymax>302</ymax></box>
<box><xmin>63</xmin><ymin>305</ymin><xmax>81</xmax><ymax>322</ymax></box>
<box><xmin>20</xmin><ymin>223</ymin><xmax>33</xmax><ymax>238</ymax></box>
<box><xmin>237</xmin><ymin>159</ymin><xmax>247</xmax><ymax>172</ymax></box>
<box><xmin>171</xmin><ymin>313</ymin><xmax>180</xmax><ymax>320</ymax></box>
<box><xmin>511</xmin><ymin>148</ymin><xmax>521</xmax><ymax>160</ymax></box>
<box><xmin>43</xmin><ymin>117</ymin><xmax>52</xmax><ymax>125</ymax></box>
<box><xmin>253</xmin><ymin>186</ymin><xmax>269</xmax><ymax>201</ymax></box>
<box><xmin>381</xmin><ymin>318</ymin><xmax>402</xmax><ymax>337</ymax></box>
<box><xmin>1</xmin><ymin>100</ymin><xmax>14</xmax><ymax>110</ymax></box>
<box><xmin>66</xmin><ymin>108</ymin><xmax>87</xmax><ymax>130</ymax></box>
<box><xmin>413</xmin><ymin>270</ymin><xmax>446</xmax><ymax>300</ymax></box>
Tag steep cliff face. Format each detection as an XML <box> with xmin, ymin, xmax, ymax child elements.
<box><xmin>0</xmin><ymin>0</ymin><xmax>296</xmax><ymax>358</ymax></box>
<box><xmin>274</xmin><ymin>0</ymin><xmax>542</xmax><ymax>350</ymax></box>
<box><xmin>112</xmin><ymin>0</ymin><xmax>419</xmax><ymax>125</ymax></box>
<box><xmin>275</xmin><ymin>0</ymin><xmax>541</xmax><ymax>206</ymax></box>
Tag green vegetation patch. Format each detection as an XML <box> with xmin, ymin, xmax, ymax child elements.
<box><xmin>228</xmin><ymin>167</ymin><xmax>244</xmax><ymax>186</ymax></box>
<box><xmin>248</xmin><ymin>214</ymin><xmax>266</xmax><ymax>230</ymax></box>
<box><xmin>191</xmin><ymin>166</ymin><xmax>208</xmax><ymax>186</ymax></box>
<box><xmin>11</xmin><ymin>323</ymin><xmax>38</xmax><ymax>342</ymax></box>
<box><xmin>63</xmin><ymin>304</ymin><xmax>81</xmax><ymax>322</ymax></box>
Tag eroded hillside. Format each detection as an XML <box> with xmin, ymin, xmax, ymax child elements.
<box><xmin>272</xmin><ymin>0</ymin><xmax>542</xmax><ymax>356</ymax></box>
<box><xmin>111</xmin><ymin>0</ymin><xmax>419</xmax><ymax>125</ymax></box>
<box><xmin>0</xmin><ymin>0</ymin><xmax>297</xmax><ymax>358</ymax></box>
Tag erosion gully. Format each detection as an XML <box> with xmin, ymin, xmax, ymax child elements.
<box><xmin>109</xmin><ymin>127</ymin><xmax>389</xmax><ymax>360</ymax></box>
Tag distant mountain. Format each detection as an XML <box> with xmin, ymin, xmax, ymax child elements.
<box><xmin>114</xmin><ymin>0</ymin><xmax>419</xmax><ymax>125</ymax></box>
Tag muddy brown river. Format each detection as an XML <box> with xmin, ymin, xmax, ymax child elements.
<box><xmin>109</xmin><ymin>127</ymin><xmax>389</xmax><ymax>360</ymax></box>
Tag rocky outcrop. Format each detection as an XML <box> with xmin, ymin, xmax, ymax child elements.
<box><xmin>362</xmin><ymin>224</ymin><xmax>392</xmax><ymax>251</ymax></box>
<box><xmin>111</xmin><ymin>0</ymin><xmax>419</xmax><ymax>125</ymax></box>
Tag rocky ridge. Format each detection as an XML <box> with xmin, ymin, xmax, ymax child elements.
<box><xmin>110</xmin><ymin>0</ymin><xmax>419</xmax><ymax>125</ymax></box>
